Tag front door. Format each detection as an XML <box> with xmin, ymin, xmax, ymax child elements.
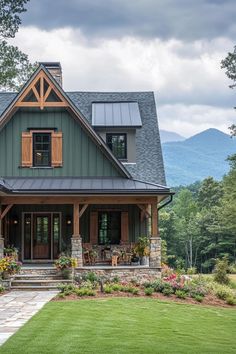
<box><xmin>23</xmin><ymin>212</ymin><xmax>61</xmax><ymax>260</ymax></box>
<box><xmin>33</xmin><ymin>214</ymin><xmax>51</xmax><ymax>259</ymax></box>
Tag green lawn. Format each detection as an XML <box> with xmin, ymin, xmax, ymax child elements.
<box><xmin>1</xmin><ymin>298</ymin><xmax>236</xmax><ymax>354</ymax></box>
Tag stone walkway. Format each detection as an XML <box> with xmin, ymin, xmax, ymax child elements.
<box><xmin>0</xmin><ymin>290</ymin><xmax>58</xmax><ymax>346</ymax></box>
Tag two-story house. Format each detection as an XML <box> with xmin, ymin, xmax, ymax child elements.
<box><xmin>0</xmin><ymin>62</ymin><xmax>172</xmax><ymax>270</ymax></box>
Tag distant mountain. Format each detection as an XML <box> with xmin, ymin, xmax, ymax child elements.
<box><xmin>160</xmin><ymin>130</ymin><xmax>186</xmax><ymax>143</ymax></box>
<box><xmin>162</xmin><ymin>128</ymin><xmax>236</xmax><ymax>186</ymax></box>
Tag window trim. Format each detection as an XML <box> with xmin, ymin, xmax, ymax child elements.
<box><xmin>106</xmin><ymin>133</ymin><xmax>127</xmax><ymax>160</ymax></box>
<box><xmin>33</xmin><ymin>132</ymin><xmax>52</xmax><ymax>167</ymax></box>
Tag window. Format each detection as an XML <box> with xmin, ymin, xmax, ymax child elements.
<box><xmin>106</xmin><ymin>133</ymin><xmax>127</xmax><ymax>160</ymax></box>
<box><xmin>98</xmin><ymin>211</ymin><xmax>121</xmax><ymax>245</ymax></box>
<box><xmin>33</xmin><ymin>133</ymin><xmax>51</xmax><ymax>167</ymax></box>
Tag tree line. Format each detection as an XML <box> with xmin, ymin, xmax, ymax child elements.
<box><xmin>160</xmin><ymin>154</ymin><xmax>236</xmax><ymax>272</ymax></box>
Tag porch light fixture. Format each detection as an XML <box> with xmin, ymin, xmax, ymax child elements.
<box><xmin>66</xmin><ymin>216</ymin><xmax>72</xmax><ymax>225</ymax></box>
<box><xmin>13</xmin><ymin>216</ymin><xmax>19</xmax><ymax>225</ymax></box>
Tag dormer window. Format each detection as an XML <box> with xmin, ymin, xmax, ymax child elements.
<box><xmin>33</xmin><ymin>133</ymin><xmax>51</xmax><ymax>167</ymax></box>
<box><xmin>106</xmin><ymin>133</ymin><xmax>127</xmax><ymax>160</ymax></box>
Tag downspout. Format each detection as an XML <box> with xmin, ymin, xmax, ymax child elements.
<box><xmin>158</xmin><ymin>195</ymin><xmax>173</xmax><ymax>210</ymax></box>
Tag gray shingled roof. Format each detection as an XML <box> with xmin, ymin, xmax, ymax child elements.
<box><xmin>92</xmin><ymin>102</ymin><xmax>142</xmax><ymax>127</ymax></box>
<box><xmin>0</xmin><ymin>90</ymin><xmax>166</xmax><ymax>185</ymax></box>
<box><xmin>0</xmin><ymin>177</ymin><xmax>170</xmax><ymax>195</ymax></box>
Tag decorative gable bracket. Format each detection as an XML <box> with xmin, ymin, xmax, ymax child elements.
<box><xmin>15</xmin><ymin>71</ymin><xmax>68</xmax><ymax>110</ymax></box>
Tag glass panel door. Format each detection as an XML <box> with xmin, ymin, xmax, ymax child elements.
<box><xmin>98</xmin><ymin>212</ymin><xmax>121</xmax><ymax>245</ymax></box>
<box><xmin>53</xmin><ymin>214</ymin><xmax>60</xmax><ymax>259</ymax></box>
<box><xmin>33</xmin><ymin>214</ymin><xmax>51</xmax><ymax>259</ymax></box>
<box><xmin>24</xmin><ymin>214</ymin><xmax>32</xmax><ymax>259</ymax></box>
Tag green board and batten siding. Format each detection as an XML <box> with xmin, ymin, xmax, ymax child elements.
<box><xmin>0</xmin><ymin>108</ymin><xmax>121</xmax><ymax>177</ymax></box>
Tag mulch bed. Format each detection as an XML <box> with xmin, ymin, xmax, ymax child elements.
<box><xmin>52</xmin><ymin>290</ymin><xmax>233</xmax><ymax>308</ymax></box>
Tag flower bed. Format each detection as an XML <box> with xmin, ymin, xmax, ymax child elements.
<box><xmin>54</xmin><ymin>269</ymin><xmax>236</xmax><ymax>307</ymax></box>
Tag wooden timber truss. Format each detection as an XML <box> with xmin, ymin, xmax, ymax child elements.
<box><xmin>15</xmin><ymin>71</ymin><xmax>68</xmax><ymax>110</ymax></box>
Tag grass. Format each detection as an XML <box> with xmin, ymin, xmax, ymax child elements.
<box><xmin>1</xmin><ymin>298</ymin><xmax>236</xmax><ymax>354</ymax></box>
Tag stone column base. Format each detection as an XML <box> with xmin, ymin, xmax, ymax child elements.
<box><xmin>149</xmin><ymin>237</ymin><xmax>161</xmax><ymax>268</ymax></box>
<box><xmin>71</xmin><ymin>237</ymin><xmax>83</xmax><ymax>267</ymax></box>
<box><xmin>0</xmin><ymin>237</ymin><xmax>4</xmax><ymax>259</ymax></box>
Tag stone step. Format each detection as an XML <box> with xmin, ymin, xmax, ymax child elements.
<box><xmin>11</xmin><ymin>285</ymin><xmax>60</xmax><ymax>291</ymax></box>
<box><xmin>20</xmin><ymin>268</ymin><xmax>59</xmax><ymax>276</ymax></box>
<box><xmin>11</xmin><ymin>279</ymin><xmax>72</xmax><ymax>287</ymax></box>
<box><xmin>15</xmin><ymin>274</ymin><xmax>64</xmax><ymax>280</ymax></box>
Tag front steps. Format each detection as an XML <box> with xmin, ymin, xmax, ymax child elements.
<box><xmin>11</xmin><ymin>267</ymin><xmax>72</xmax><ymax>291</ymax></box>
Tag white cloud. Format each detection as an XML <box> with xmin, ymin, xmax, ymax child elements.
<box><xmin>9</xmin><ymin>26</ymin><xmax>236</xmax><ymax>136</ymax></box>
<box><xmin>158</xmin><ymin>104</ymin><xmax>235</xmax><ymax>137</ymax></box>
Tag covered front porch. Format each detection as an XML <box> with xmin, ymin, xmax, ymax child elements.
<box><xmin>0</xmin><ymin>195</ymin><xmax>164</xmax><ymax>269</ymax></box>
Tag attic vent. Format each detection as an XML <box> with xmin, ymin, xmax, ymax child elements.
<box><xmin>39</xmin><ymin>62</ymin><xmax>62</xmax><ymax>86</ymax></box>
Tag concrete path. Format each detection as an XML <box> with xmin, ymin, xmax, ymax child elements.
<box><xmin>0</xmin><ymin>290</ymin><xmax>58</xmax><ymax>346</ymax></box>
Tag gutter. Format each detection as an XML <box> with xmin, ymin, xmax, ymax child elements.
<box><xmin>158</xmin><ymin>194</ymin><xmax>173</xmax><ymax>210</ymax></box>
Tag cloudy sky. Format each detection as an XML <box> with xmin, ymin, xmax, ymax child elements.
<box><xmin>9</xmin><ymin>0</ymin><xmax>236</xmax><ymax>137</ymax></box>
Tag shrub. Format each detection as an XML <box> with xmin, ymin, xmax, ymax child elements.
<box><xmin>163</xmin><ymin>287</ymin><xmax>174</xmax><ymax>296</ymax></box>
<box><xmin>111</xmin><ymin>284</ymin><xmax>122</xmax><ymax>292</ymax></box>
<box><xmin>145</xmin><ymin>287</ymin><xmax>154</xmax><ymax>296</ymax></box>
<box><xmin>226</xmin><ymin>296</ymin><xmax>236</xmax><ymax>306</ymax></box>
<box><xmin>187</xmin><ymin>267</ymin><xmax>196</xmax><ymax>275</ymax></box>
<box><xmin>194</xmin><ymin>294</ymin><xmax>204</xmax><ymax>302</ymax></box>
<box><xmin>213</xmin><ymin>257</ymin><xmax>230</xmax><ymax>285</ymax></box>
<box><xmin>215</xmin><ymin>285</ymin><xmax>234</xmax><ymax>300</ymax></box>
<box><xmin>0</xmin><ymin>285</ymin><xmax>5</xmax><ymax>293</ymax></box>
<box><xmin>82</xmin><ymin>272</ymin><xmax>99</xmax><ymax>283</ymax></box>
<box><xmin>112</xmin><ymin>276</ymin><xmax>120</xmax><ymax>283</ymax></box>
<box><xmin>131</xmin><ymin>288</ymin><xmax>139</xmax><ymax>295</ymax></box>
<box><xmin>228</xmin><ymin>264</ymin><xmax>236</xmax><ymax>274</ymax></box>
<box><xmin>175</xmin><ymin>290</ymin><xmax>187</xmax><ymax>299</ymax></box>
<box><xmin>76</xmin><ymin>288</ymin><xmax>95</xmax><ymax>297</ymax></box>
<box><xmin>152</xmin><ymin>279</ymin><xmax>165</xmax><ymax>293</ymax></box>
<box><xmin>58</xmin><ymin>283</ymin><xmax>77</xmax><ymax>295</ymax></box>
<box><xmin>104</xmin><ymin>286</ymin><xmax>113</xmax><ymax>294</ymax></box>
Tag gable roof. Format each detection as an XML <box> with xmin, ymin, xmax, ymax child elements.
<box><xmin>0</xmin><ymin>65</ymin><xmax>131</xmax><ymax>179</ymax></box>
<box><xmin>0</xmin><ymin>69</ymin><xmax>166</xmax><ymax>186</ymax></box>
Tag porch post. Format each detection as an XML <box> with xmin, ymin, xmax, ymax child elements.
<box><xmin>0</xmin><ymin>202</ymin><xmax>4</xmax><ymax>259</ymax></box>
<box><xmin>149</xmin><ymin>202</ymin><xmax>161</xmax><ymax>268</ymax></box>
<box><xmin>71</xmin><ymin>203</ymin><xmax>83</xmax><ymax>267</ymax></box>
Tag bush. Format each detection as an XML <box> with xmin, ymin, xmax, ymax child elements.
<box><xmin>213</xmin><ymin>257</ymin><xmax>230</xmax><ymax>285</ymax></box>
<box><xmin>0</xmin><ymin>285</ymin><xmax>5</xmax><ymax>293</ymax></box>
<box><xmin>75</xmin><ymin>288</ymin><xmax>95</xmax><ymax>297</ymax></box>
<box><xmin>82</xmin><ymin>272</ymin><xmax>99</xmax><ymax>283</ymax></box>
<box><xmin>145</xmin><ymin>287</ymin><xmax>154</xmax><ymax>296</ymax></box>
<box><xmin>187</xmin><ymin>267</ymin><xmax>196</xmax><ymax>275</ymax></box>
<box><xmin>175</xmin><ymin>290</ymin><xmax>187</xmax><ymax>299</ymax></box>
<box><xmin>152</xmin><ymin>279</ymin><xmax>165</xmax><ymax>293</ymax></box>
<box><xmin>226</xmin><ymin>296</ymin><xmax>236</xmax><ymax>306</ymax></box>
<box><xmin>112</xmin><ymin>276</ymin><xmax>120</xmax><ymax>283</ymax></box>
<box><xmin>58</xmin><ymin>283</ymin><xmax>77</xmax><ymax>295</ymax></box>
<box><xmin>104</xmin><ymin>286</ymin><xmax>113</xmax><ymax>294</ymax></box>
<box><xmin>215</xmin><ymin>285</ymin><xmax>234</xmax><ymax>300</ymax></box>
<box><xmin>228</xmin><ymin>264</ymin><xmax>236</xmax><ymax>274</ymax></box>
<box><xmin>163</xmin><ymin>287</ymin><xmax>174</xmax><ymax>296</ymax></box>
<box><xmin>111</xmin><ymin>284</ymin><xmax>122</xmax><ymax>292</ymax></box>
<box><xmin>194</xmin><ymin>294</ymin><xmax>204</xmax><ymax>302</ymax></box>
<box><xmin>131</xmin><ymin>288</ymin><xmax>139</xmax><ymax>295</ymax></box>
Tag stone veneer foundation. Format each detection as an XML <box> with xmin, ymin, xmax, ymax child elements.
<box><xmin>75</xmin><ymin>267</ymin><xmax>161</xmax><ymax>283</ymax></box>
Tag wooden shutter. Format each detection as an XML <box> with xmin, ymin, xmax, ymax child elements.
<box><xmin>51</xmin><ymin>131</ymin><xmax>63</xmax><ymax>167</ymax></box>
<box><xmin>121</xmin><ymin>211</ymin><xmax>129</xmax><ymax>244</ymax></box>
<box><xmin>21</xmin><ymin>132</ymin><xmax>32</xmax><ymax>167</ymax></box>
<box><xmin>90</xmin><ymin>212</ymin><xmax>98</xmax><ymax>244</ymax></box>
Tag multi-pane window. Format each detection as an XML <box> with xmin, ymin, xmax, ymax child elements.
<box><xmin>98</xmin><ymin>212</ymin><xmax>121</xmax><ymax>245</ymax></box>
<box><xmin>33</xmin><ymin>133</ymin><xmax>51</xmax><ymax>167</ymax></box>
<box><xmin>106</xmin><ymin>133</ymin><xmax>127</xmax><ymax>160</ymax></box>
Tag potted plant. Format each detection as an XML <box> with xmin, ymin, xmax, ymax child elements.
<box><xmin>54</xmin><ymin>255</ymin><xmax>74</xmax><ymax>279</ymax></box>
<box><xmin>134</xmin><ymin>236</ymin><xmax>150</xmax><ymax>265</ymax></box>
<box><xmin>0</xmin><ymin>256</ymin><xmax>22</xmax><ymax>279</ymax></box>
